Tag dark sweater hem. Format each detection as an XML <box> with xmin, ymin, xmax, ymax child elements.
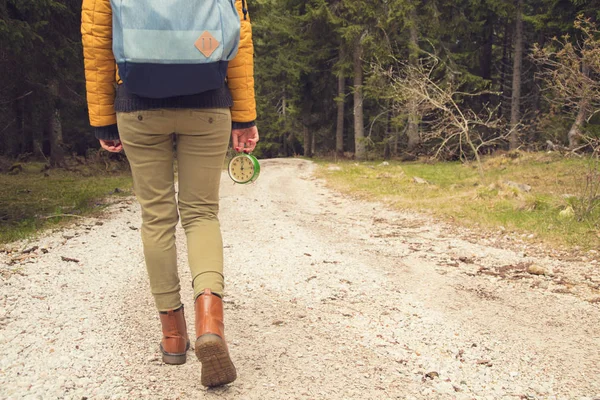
<box><xmin>95</xmin><ymin>124</ymin><xmax>120</xmax><ymax>141</ymax></box>
<box><xmin>232</xmin><ymin>121</ymin><xmax>256</xmax><ymax>129</ymax></box>
<box><xmin>114</xmin><ymin>84</ymin><xmax>234</xmax><ymax>112</ymax></box>
<box><xmin>94</xmin><ymin>84</ymin><xmax>244</xmax><ymax>141</ymax></box>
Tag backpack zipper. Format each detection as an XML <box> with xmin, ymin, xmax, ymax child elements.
<box><xmin>242</xmin><ymin>0</ymin><xmax>248</xmax><ymax>20</ymax></box>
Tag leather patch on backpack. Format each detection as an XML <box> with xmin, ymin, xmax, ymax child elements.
<box><xmin>195</xmin><ymin>31</ymin><xmax>219</xmax><ymax>58</ymax></box>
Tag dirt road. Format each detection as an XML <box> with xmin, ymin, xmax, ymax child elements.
<box><xmin>1</xmin><ymin>159</ymin><xmax>599</xmax><ymax>399</ymax></box>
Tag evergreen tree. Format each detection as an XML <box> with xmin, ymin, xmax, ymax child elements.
<box><xmin>0</xmin><ymin>0</ymin><xmax>86</xmax><ymax>161</ymax></box>
<box><xmin>0</xmin><ymin>0</ymin><xmax>598</xmax><ymax>160</ymax></box>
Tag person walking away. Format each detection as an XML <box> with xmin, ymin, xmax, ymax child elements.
<box><xmin>81</xmin><ymin>0</ymin><xmax>259</xmax><ymax>387</ymax></box>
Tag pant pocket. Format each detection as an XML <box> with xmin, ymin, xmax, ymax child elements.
<box><xmin>117</xmin><ymin>110</ymin><xmax>173</xmax><ymax>137</ymax></box>
<box><xmin>189</xmin><ymin>108</ymin><xmax>231</xmax><ymax>124</ymax></box>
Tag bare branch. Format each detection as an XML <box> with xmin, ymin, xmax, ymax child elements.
<box><xmin>372</xmin><ymin>53</ymin><xmax>507</xmax><ymax>172</ymax></box>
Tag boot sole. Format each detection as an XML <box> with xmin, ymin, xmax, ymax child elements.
<box><xmin>195</xmin><ymin>334</ymin><xmax>237</xmax><ymax>387</ymax></box>
<box><xmin>160</xmin><ymin>341</ymin><xmax>190</xmax><ymax>365</ymax></box>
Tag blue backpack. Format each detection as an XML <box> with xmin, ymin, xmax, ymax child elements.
<box><xmin>110</xmin><ymin>0</ymin><xmax>241</xmax><ymax>98</ymax></box>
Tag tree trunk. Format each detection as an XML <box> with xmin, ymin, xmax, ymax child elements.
<box><xmin>509</xmin><ymin>0</ymin><xmax>523</xmax><ymax>150</ymax></box>
<box><xmin>303</xmin><ymin>125</ymin><xmax>312</xmax><ymax>157</ymax></box>
<box><xmin>353</xmin><ymin>39</ymin><xmax>365</xmax><ymax>160</ymax></box>
<box><xmin>406</xmin><ymin>108</ymin><xmax>419</xmax><ymax>151</ymax></box>
<box><xmin>311</xmin><ymin>129</ymin><xmax>316</xmax><ymax>156</ymax></box>
<box><xmin>531</xmin><ymin>31</ymin><xmax>545</xmax><ymax>120</ymax></box>
<box><xmin>282</xmin><ymin>93</ymin><xmax>286</xmax><ymax>119</ymax></box>
<box><xmin>49</xmin><ymin>108</ymin><xmax>63</xmax><ymax>166</ymax></box>
<box><xmin>394</xmin><ymin>126</ymin><xmax>400</xmax><ymax>157</ymax></box>
<box><xmin>383</xmin><ymin>107</ymin><xmax>392</xmax><ymax>160</ymax></box>
<box><xmin>499</xmin><ymin>19</ymin><xmax>510</xmax><ymax>119</ymax></box>
<box><xmin>568</xmin><ymin>64</ymin><xmax>590</xmax><ymax>149</ymax></box>
<box><xmin>33</xmin><ymin>138</ymin><xmax>44</xmax><ymax>160</ymax></box>
<box><xmin>568</xmin><ymin>104</ymin><xmax>588</xmax><ymax>149</ymax></box>
<box><xmin>336</xmin><ymin>74</ymin><xmax>345</xmax><ymax>156</ymax></box>
<box><xmin>406</xmin><ymin>8</ymin><xmax>420</xmax><ymax>151</ymax></box>
<box><xmin>480</xmin><ymin>13</ymin><xmax>494</xmax><ymax>106</ymax></box>
<box><xmin>287</xmin><ymin>131</ymin><xmax>295</xmax><ymax>156</ymax></box>
<box><xmin>16</xmin><ymin>95</ymin><xmax>28</xmax><ymax>155</ymax></box>
<box><xmin>281</xmin><ymin>92</ymin><xmax>288</xmax><ymax>155</ymax></box>
<box><xmin>48</xmin><ymin>80</ymin><xmax>64</xmax><ymax>166</ymax></box>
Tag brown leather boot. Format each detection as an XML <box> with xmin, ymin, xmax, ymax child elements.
<box><xmin>159</xmin><ymin>305</ymin><xmax>190</xmax><ymax>365</ymax></box>
<box><xmin>194</xmin><ymin>289</ymin><xmax>237</xmax><ymax>387</ymax></box>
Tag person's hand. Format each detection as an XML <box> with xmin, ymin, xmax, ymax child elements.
<box><xmin>232</xmin><ymin>126</ymin><xmax>259</xmax><ymax>153</ymax></box>
<box><xmin>99</xmin><ymin>139</ymin><xmax>123</xmax><ymax>153</ymax></box>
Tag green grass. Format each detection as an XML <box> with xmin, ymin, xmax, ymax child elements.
<box><xmin>0</xmin><ymin>162</ymin><xmax>133</xmax><ymax>244</ymax></box>
<box><xmin>316</xmin><ymin>152</ymin><xmax>600</xmax><ymax>250</ymax></box>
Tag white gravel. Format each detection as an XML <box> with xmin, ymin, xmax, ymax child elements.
<box><xmin>1</xmin><ymin>158</ymin><xmax>599</xmax><ymax>399</ymax></box>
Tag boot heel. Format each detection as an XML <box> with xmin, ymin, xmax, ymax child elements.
<box><xmin>162</xmin><ymin>351</ymin><xmax>187</xmax><ymax>365</ymax></box>
<box><xmin>195</xmin><ymin>334</ymin><xmax>237</xmax><ymax>387</ymax></box>
<box><xmin>158</xmin><ymin>305</ymin><xmax>190</xmax><ymax>366</ymax></box>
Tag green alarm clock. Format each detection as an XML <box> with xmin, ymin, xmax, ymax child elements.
<box><xmin>228</xmin><ymin>153</ymin><xmax>260</xmax><ymax>184</ymax></box>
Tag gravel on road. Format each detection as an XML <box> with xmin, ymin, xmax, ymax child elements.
<box><xmin>1</xmin><ymin>158</ymin><xmax>599</xmax><ymax>399</ymax></box>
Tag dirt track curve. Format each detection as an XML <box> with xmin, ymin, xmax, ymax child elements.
<box><xmin>1</xmin><ymin>158</ymin><xmax>599</xmax><ymax>400</ymax></box>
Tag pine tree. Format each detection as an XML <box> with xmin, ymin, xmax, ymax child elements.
<box><xmin>0</xmin><ymin>0</ymin><xmax>84</xmax><ymax>161</ymax></box>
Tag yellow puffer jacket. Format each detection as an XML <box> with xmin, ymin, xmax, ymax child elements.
<box><xmin>81</xmin><ymin>0</ymin><xmax>257</xmax><ymax>129</ymax></box>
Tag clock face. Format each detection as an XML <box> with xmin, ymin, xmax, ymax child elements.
<box><xmin>229</xmin><ymin>155</ymin><xmax>255</xmax><ymax>183</ymax></box>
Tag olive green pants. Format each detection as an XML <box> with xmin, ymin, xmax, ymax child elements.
<box><xmin>117</xmin><ymin>108</ymin><xmax>231</xmax><ymax>312</ymax></box>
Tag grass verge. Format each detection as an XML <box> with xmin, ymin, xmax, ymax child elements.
<box><xmin>315</xmin><ymin>152</ymin><xmax>600</xmax><ymax>251</ymax></box>
<box><xmin>0</xmin><ymin>162</ymin><xmax>133</xmax><ymax>245</ymax></box>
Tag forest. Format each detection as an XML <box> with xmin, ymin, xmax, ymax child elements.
<box><xmin>0</xmin><ymin>0</ymin><xmax>599</xmax><ymax>163</ymax></box>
